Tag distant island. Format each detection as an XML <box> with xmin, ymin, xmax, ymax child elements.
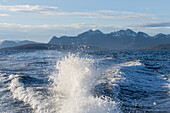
<box><xmin>143</xmin><ymin>43</ymin><xmax>170</xmax><ymax>50</ymax></box>
<box><xmin>1</xmin><ymin>44</ymin><xmax>98</xmax><ymax>50</ymax></box>
<box><xmin>1</xmin><ymin>29</ymin><xmax>170</xmax><ymax>50</ymax></box>
<box><xmin>0</xmin><ymin>40</ymin><xmax>38</xmax><ymax>48</ymax></box>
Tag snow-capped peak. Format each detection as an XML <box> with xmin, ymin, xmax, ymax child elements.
<box><xmin>78</xmin><ymin>29</ymin><xmax>103</xmax><ymax>37</ymax></box>
<box><xmin>137</xmin><ymin>32</ymin><xmax>151</xmax><ymax>38</ymax></box>
<box><xmin>111</xmin><ymin>29</ymin><xmax>137</xmax><ymax>37</ymax></box>
<box><xmin>92</xmin><ymin>28</ymin><xmax>96</xmax><ymax>31</ymax></box>
<box><xmin>153</xmin><ymin>33</ymin><xmax>166</xmax><ymax>38</ymax></box>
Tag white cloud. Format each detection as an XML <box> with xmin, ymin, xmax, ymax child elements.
<box><xmin>98</xmin><ymin>10</ymin><xmax>152</xmax><ymax>16</ymax></box>
<box><xmin>0</xmin><ymin>5</ymin><xmax>58</xmax><ymax>14</ymax></box>
<box><xmin>0</xmin><ymin>14</ymin><xmax>9</xmax><ymax>16</ymax></box>
<box><xmin>95</xmin><ymin>10</ymin><xmax>157</xmax><ymax>20</ymax></box>
<box><xmin>80</xmin><ymin>15</ymin><xmax>153</xmax><ymax>20</ymax></box>
<box><xmin>0</xmin><ymin>22</ymin><xmax>170</xmax><ymax>42</ymax></box>
<box><xmin>0</xmin><ymin>5</ymin><xmax>97</xmax><ymax>16</ymax></box>
<box><xmin>0</xmin><ymin>5</ymin><xmax>156</xmax><ymax>20</ymax></box>
<box><xmin>0</xmin><ymin>23</ymin><xmax>120</xmax><ymax>42</ymax></box>
<box><xmin>0</xmin><ymin>23</ymin><xmax>91</xmax><ymax>29</ymax></box>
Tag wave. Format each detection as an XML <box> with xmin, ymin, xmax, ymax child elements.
<box><xmin>49</xmin><ymin>54</ymin><xmax>121</xmax><ymax>113</ymax></box>
<box><xmin>9</xmin><ymin>74</ymin><xmax>56</xmax><ymax>113</ymax></box>
<box><xmin>7</xmin><ymin>53</ymin><xmax>170</xmax><ymax>112</ymax></box>
<box><xmin>93</xmin><ymin>60</ymin><xmax>144</xmax><ymax>102</ymax></box>
<box><xmin>8</xmin><ymin>54</ymin><xmax>121</xmax><ymax>113</ymax></box>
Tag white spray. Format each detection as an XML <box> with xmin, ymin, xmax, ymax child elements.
<box><xmin>50</xmin><ymin>54</ymin><xmax>120</xmax><ymax>113</ymax></box>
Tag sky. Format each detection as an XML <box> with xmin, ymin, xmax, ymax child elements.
<box><xmin>0</xmin><ymin>0</ymin><xmax>170</xmax><ymax>42</ymax></box>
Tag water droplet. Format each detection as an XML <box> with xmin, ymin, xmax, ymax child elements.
<box><xmin>153</xmin><ymin>102</ymin><xmax>156</xmax><ymax>105</ymax></box>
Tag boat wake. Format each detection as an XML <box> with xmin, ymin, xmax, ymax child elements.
<box><xmin>7</xmin><ymin>53</ymin><xmax>170</xmax><ymax>112</ymax></box>
<box><xmin>8</xmin><ymin>54</ymin><xmax>121</xmax><ymax>113</ymax></box>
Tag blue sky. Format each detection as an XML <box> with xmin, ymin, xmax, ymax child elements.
<box><xmin>0</xmin><ymin>0</ymin><xmax>170</xmax><ymax>42</ymax></box>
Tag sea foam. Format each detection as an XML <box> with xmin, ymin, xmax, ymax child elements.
<box><xmin>50</xmin><ymin>54</ymin><xmax>121</xmax><ymax>113</ymax></box>
<box><xmin>9</xmin><ymin>53</ymin><xmax>121</xmax><ymax>113</ymax></box>
<box><xmin>9</xmin><ymin>74</ymin><xmax>56</xmax><ymax>113</ymax></box>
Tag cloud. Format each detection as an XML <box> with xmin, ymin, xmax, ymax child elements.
<box><xmin>0</xmin><ymin>23</ymin><xmax>118</xmax><ymax>32</ymax></box>
<box><xmin>130</xmin><ymin>22</ymin><xmax>170</xmax><ymax>27</ymax></box>
<box><xmin>98</xmin><ymin>10</ymin><xmax>153</xmax><ymax>16</ymax></box>
<box><xmin>0</xmin><ymin>23</ymin><xmax>119</xmax><ymax>42</ymax></box>
<box><xmin>0</xmin><ymin>23</ymin><xmax>106</xmax><ymax>29</ymax></box>
<box><xmin>127</xmin><ymin>22</ymin><xmax>170</xmax><ymax>36</ymax></box>
<box><xmin>80</xmin><ymin>15</ymin><xmax>153</xmax><ymax>20</ymax></box>
<box><xmin>95</xmin><ymin>10</ymin><xmax>157</xmax><ymax>20</ymax></box>
<box><xmin>0</xmin><ymin>14</ymin><xmax>9</xmax><ymax>16</ymax></box>
<box><xmin>1</xmin><ymin>22</ymin><xmax>170</xmax><ymax>42</ymax></box>
<box><xmin>0</xmin><ymin>5</ymin><xmax>58</xmax><ymax>14</ymax></box>
<box><xmin>0</xmin><ymin>5</ymin><xmax>156</xmax><ymax>20</ymax></box>
<box><xmin>0</xmin><ymin>5</ymin><xmax>96</xmax><ymax>16</ymax></box>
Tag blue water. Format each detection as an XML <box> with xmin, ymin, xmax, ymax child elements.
<box><xmin>0</xmin><ymin>50</ymin><xmax>169</xmax><ymax>113</ymax></box>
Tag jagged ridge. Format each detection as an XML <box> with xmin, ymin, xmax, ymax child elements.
<box><xmin>48</xmin><ymin>29</ymin><xmax>170</xmax><ymax>49</ymax></box>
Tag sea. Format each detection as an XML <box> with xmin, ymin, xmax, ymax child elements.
<box><xmin>0</xmin><ymin>49</ymin><xmax>169</xmax><ymax>113</ymax></box>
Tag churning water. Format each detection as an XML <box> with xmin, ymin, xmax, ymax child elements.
<box><xmin>0</xmin><ymin>50</ymin><xmax>169</xmax><ymax>113</ymax></box>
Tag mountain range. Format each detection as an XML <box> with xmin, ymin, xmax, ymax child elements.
<box><xmin>49</xmin><ymin>29</ymin><xmax>170</xmax><ymax>49</ymax></box>
<box><xmin>0</xmin><ymin>29</ymin><xmax>170</xmax><ymax>50</ymax></box>
<box><xmin>0</xmin><ymin>40</ymin><xmax>38</xmax><ymax>48</ymax></box>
